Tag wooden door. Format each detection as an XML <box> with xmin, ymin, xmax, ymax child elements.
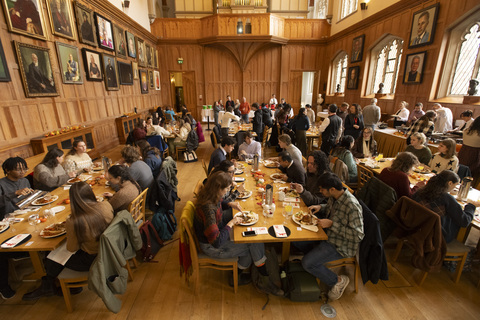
<box><xmin>182</xmin><ymin>71</ymin><xmax>198</xmax><ymax>120</ymax></box>
<box><xmin>288</xmin><ymin>71</ymin><xmax>303</xmax><ymax>113</ymax></box>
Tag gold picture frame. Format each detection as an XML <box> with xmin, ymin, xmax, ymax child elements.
<box><xmin>1</xmin><ymin>0</ymin><xmax>48</xmax><ymax>40</ymax></box>
<box><xmin>46</xmin><ymin>0</ymin><xmax>76</xmax><ymax>40</ymax></box>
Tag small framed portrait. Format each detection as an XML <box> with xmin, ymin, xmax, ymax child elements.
<box><xmin>95</xmin><ymin>13</ymin><xmax>114</xmax><ymax>51</ymax></box>
<box><xmin>408</xmin><ymin>3</ymin><xmax>439</xmax><ymax>48</ymax></box>
<box><xmin>74</xmin><ymin>2</ymin><xmax>96</xmax><ymax>47</ymax></box>
<box><xmin>139</xmin><ymin>69</ymin><xmax>148</xmax><ymax>94</ymax></box>
<box><xmin>351</xmin><ymin>35</ymin><xmax>365</xmax><ymax>63</ymax></box>
<box><xmin>126</xmin><ymin>31</ymin><xmax>136</xmax><ymax>59</ymax></box>
<box><xmin>403</xmin><ymin>51</ymin><xmax>426</xmax><ymax>84</ymax></box>
<box><xmin>154</xmin><ymin>49</ymin><xmax>159</xmax><ymax>69</ymax></box>
<box><xmin>148</xmin><ymin>70</ymin><xmax>154</xmax><ymax>89</ymax></box>
<box><xmin>132</xmin><ymin>61</ymin><xmax>138</xmax><ymax>79</ymax></box>
<box><xmin>346</xmin><ymin>66</ymin><xmax>360</xmax><ymax>90</ymax></box>
<box><xmin>137</xmin><ymin>38</ymin><xmax>146</xmax><ymax>67</ymax></box>
<box><xmin>46</xmin><ymin>0</ymin><xmax>76</xmax><ymax>40</ymax></box>
<box><xmin>14</xmin><ymin>41</ymin><xmax>58</xmax><ymax>98</ymax></box>
<box><xmin>154</xmin><ymin>70</ymin><xmax>160</xmax><ymax>91</ymax></box>
<box><xmin>56</xmin><ymin>42</ymin><xmax>83</xmax><ymax>84</ymax></box>
<box><xmin>145</xmin><ymin>43</ymin><xmax>153</xmax><ymax>68</ymax></box>
<box><xmin>82</xmin><ymin>48</ymin><xmax>102</xmax><ymax>81</ymax></box>
<box><xmin>1</xmin><ymin>0</ymin><xmax>48</xmax><ymax>40</ymax></box>
<box><xmin>113</xmin><ymin>24</ymin><xmax>127</xmax><ymax>59</ymax></box>
<box><xmin>117</xmin><ymin>60</ymin><xmax>133</xmax><ymax>85</ymax></box>
<box><xmin>0</xmin><ymin>39</ymin><xmax>11</xmax><ymax>82</ymax></box>
<box><xmin>102</xmin><ymin>53</ymin><xmax>119</xmax><ymax>90</ymax></box>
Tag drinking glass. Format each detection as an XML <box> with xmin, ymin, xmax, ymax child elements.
<box><xmin>283</xmin><ymin>205</ymin><xmax>293</xmax><ymax>225</ymax></box>
<box><xmin>28</xmin><ymin>214</ymin><xmax>40</xmax><ymax>233</ymax></box>
<box><xmin>4</xmin><ymin>213</ymin><xmax>15</xmax><ymax>233</ymax></box>
<box><xmin>262</xmin><ymin>205</ymin><xmax>270</xmax><ymax>225</ymax></box>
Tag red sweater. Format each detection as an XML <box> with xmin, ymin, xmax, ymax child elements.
<box><xmin>378</xmin><ymin>168</ymin><xmax>418</xmax><ymax>199</ymax></box>
<box><xmin>239</xmin><ymin>102</ymin><xmax>251</xmax><ymax>115</ymax></box>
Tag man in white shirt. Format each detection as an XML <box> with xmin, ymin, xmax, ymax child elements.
<box><xmin>432</xmin><ymin>103</ymin><xmax>453</xmax><ymax>133</ymax></box>
<box><xmin>269</xmin><ymin>94</ymin><xmax>278</xmax><ymax>106</ymax></box>
<box><xmin>306</xmin><ymin>104</ymin><xmax>315</xmax><ymax>125</ymax></box>
<box><xmin>220</xmin><ymin>106</ymin><xmax>240</xmax><ymax>138</ymax></box>
<box><xmin>238</xmin><ymin>131</ymin><xmax>261</xmax><ymax>160</ymax></box>
<box><xmin>146</xmin><ymin>118</ymin><xmax>172</xmax><ymax>138</ymax></box>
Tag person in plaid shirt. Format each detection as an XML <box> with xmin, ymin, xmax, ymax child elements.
<box><xmin>405</xmin><ymin>110</ymin><xmax>436</xmax><ymax>144</ymax></box>
<box><xmin>294</xmin><ymin>172</ymin><xmax>364</xmax><ymax>300</ymax></box>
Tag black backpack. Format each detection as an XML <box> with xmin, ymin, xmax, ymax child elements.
<box><xmin>139</xmin><ymin>221</ymin><xmax>164</xmax><ymax>262</ymax></box>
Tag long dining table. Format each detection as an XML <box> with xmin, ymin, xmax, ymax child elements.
<box><xmin>231</xmin><ymin>160</ymin><xmax>328</xmax><ymax>263</ymax></box>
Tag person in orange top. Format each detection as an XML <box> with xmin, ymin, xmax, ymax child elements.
<box><xmin>239</xmin><ymin>97</ymin><xmax>251</xmax><ymax>123</ymax></box>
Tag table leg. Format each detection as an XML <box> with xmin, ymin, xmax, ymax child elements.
<box><xmin>281</xmin><ymin>242</ymin><xmax>291</xmax><ymax>264</ymax></box>
<box><xmin>206</xmin><ymin>116</ymin><xmax>211</xmax><ymax>131</ymax></box>
<box><xmin>24</xmin><ymin>252</ymin><xmax>46</xmax><ymax>280</ymax></box>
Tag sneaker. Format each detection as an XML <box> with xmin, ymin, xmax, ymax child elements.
<box><xmin>256</xmin><ymin>275</ymin><xmax>284</xmax><ymax>296</ymax></box>
<box><xmin>228</xmin><ymin>272</ymin><xmax>252</xmax><ymax>287</ymax></box>
<box><xmin>328</xmin><ymin>275</ymin><xmax>350</xmax><ymax>301</ymax></box>
<box><xmin>0</xmin><ymin>285</ymin><xmax>15</xmax><ymax>300</ymax></box>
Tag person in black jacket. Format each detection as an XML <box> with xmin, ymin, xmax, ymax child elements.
<box><xmin>251</xmin><ymin>103</ymin><xmax>264</xmax><ymax>142</ymax></box>
<box><xmin>278</xmin><ymin>151</ymin><xmax>306</xmax><ymax>185</ymax></box>
<box><xmin>261</xmin><ymin>103</ymin><xmax>273</xmax><ymax>128</ymax></box>
<box><xmin>294</xmin><ymin>108</ymin><xmax>310</xmax><ymax>156</ymax></box>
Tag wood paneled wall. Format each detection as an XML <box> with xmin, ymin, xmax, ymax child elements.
<box><xmin>0</xmin><ymin>0</ymin><xmax>162</xmax><ymax>161</ymax></box>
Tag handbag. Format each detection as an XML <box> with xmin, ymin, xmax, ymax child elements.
<box><xmin>139</xmin><ymin>221</ymin><xmax>164</xmax><ymax>262</ymax></box>
<box><xmin>183</xmin><ymin>150</ymin><xmax>198</xmax><ymax>163</ymax></box>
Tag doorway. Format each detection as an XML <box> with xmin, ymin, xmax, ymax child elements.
<box><xmin>169</xmin><ymin>71</ymin><xmax>197</xmax><ymax>119</ymax></box>
<box><xmin>301</xmin><ymin>72</ymin><xmax>315</xmax><ymax>107</ymax></box>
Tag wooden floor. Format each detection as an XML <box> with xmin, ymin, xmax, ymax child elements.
<box><xmin>2</xmin><ymin>135</ymin><xmax>480</xmax><ymax>319</ymax></box>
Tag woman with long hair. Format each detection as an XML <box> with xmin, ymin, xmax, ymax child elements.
<box><xmin>429</xmin><ymin>138</ymin><xmax>459</xmax><ymax>173</ymax></box>
<box><xmin>121</xmin><ymin>145</ymin><xmax>154</xmax><ymax>191</ymax></box>
<box><xmin>23</xmin><ymin>182</ymin><xmax>113</xmax><ymax>300</ymax></box>
<box><xmin>103</xmin><ymin>165</ymin><xmax>141</xmax><ymax>213</ymax></box>
<box><xmin>404</xmin><ymin>132</ymin><xmax>432</xmax><ymax>165</ymax></box>
<box><xmin>344</xmin><ymin>104</ymin><xmax>364</xmax><ymax>139</ymax></box>
<box><xmin>170</xmin><ymin>118</ymin><xmax>191</xmax><ymax>158</ymax></box>
<box><xmin>412</xmin><ymin>170</ymin><xmax>476</xmax><ymax>243</ymax></box>
<box><xmin>405</xmin><ymin>110</ymin><xmax>436</xmax><ymax>144</ymax></box>
<box><xmin>378</xmin><ymin>152</ymin><xmax>424</xmax><ymax>198</ymax></box>
<box><xmin>63</xmin><ymin>139</ymin><xmax>93</xmax><ymax>175</ymax></box>
<box><xmin>294</xmin><ymin>107</ymin><xmax>310</xmax><ymax>156</ymax></box>
<box><xmin>352</xmin><ymin>127</ymin><xmax>377</xmax><ymax>158</ymax></box>
<box><xmin>136</xmin><ymin>140</ymin><xmax>162</xmax><ymax>178</ymax></box>
<box><xmin>34</xmin><ymin>148</ymin><xmax>75</xmax><ymax>191</ymax></box>
<box><xmin>331</xmin><ymin>135</ymin><xmax>357</xmax><ymax>183</ymax></box>
<box><xmin>194</xmin><ymin>171</ymin><xmax>283</xmax><ymax>294</ymax></box>
<box><xmin>458</xmin><ymin>116</ymin><xmax>480</xmax><ymax>181</ymax></box>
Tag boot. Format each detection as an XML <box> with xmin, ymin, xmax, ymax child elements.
<box><xmin>22</xmin><ymin>276</ymin><xmax>55</xmax><ymax>301</ymax></box>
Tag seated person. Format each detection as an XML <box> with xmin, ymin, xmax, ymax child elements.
<box><xmin>63</xmin><ymin>139</ymin><xmax>93</xmax><ymax>175</ymax></box>
<box><xmin>295</xmin><ymin>172</ymin><xmax>364</xmax><ymax>301</ymax></box>
<box><xmin>448</xmin><ymin>110</ymin><xmax>474</xmax><ymax>134</ymax></box>
<box><xmin>352</xmin><ymin>127</ymin><xmax>377</xmax><ymax>158</ymax></box>
<box><xmin>392</xmin><ymin>101</ymin><xmax>410</xmax><ymax>127</ymax></box>
<box><xmin>103</xmin><ymin>165</ymin><xmax>141</xmax><ymax>213</ymax></box>
<box><xmin>407</xmin><ymin>102</ymin><xmax>425</xmax><ymax>126</ymax></box>
<box><xmin>170</xmin><ymin>119</ymin><xmax>191</xmax><ymax>158</ymax></box>
<box><xmin>278</xmin><ymin>151</ymin><xmax>306</xmax><ymax>185</ymax></box>
<box><xmin>238</xmin><ymin>131</ymin><xmax>261</xmax><ymax>160</ymax></box>
<box><xmin>121</xmin><ymin>145</ymin><xmax>154</xmax><ymax>191</ymax></box>
<box><xmin>0</xmin><ymin>157</ymin><xmax>33</xmax><ymax>299</ymax></box>
<box><xmin>132</xmin><ymin>119</ymin><xmax>147</xmax><ymax>142</ymax></box>
<box><xmin>378</xmin><ymin>152</ymin><xmax>424</xmax><ymax>199</ymax></box>
<box><xmin>193</xmin><ymin>171</ymin><xmax>282</xmax><ymax>294</ymax></box>
<box><xmin>165</xmin><ymin>105</ymin><xmax>176</xmax><ymax>121</ymax></box>
<box><xmin>291</xmin><ymin>150</ymin><xmax>330</xmax><ymax>206</ymax></box>
<box><xmin>220</xmin><ymin>106</ymin><xmax>240</xmax><ymax>138</ymax></box>
<box><xmin>136</xmin><ymin>140</ymin><xmax>162</xmax><ymax>178</ymax></box>
<box><xmin>277</xmin><ymin>134</ymin><xmax>302</xmax><ymax>165</ymax></box>
<box><xmin>23</xmin><ymin>182</ymin><xmax>113</xmax><ymax>300</ymax></box>
<box><xmin>404</xmin><ymin>132</ymin><xmax>432</xmax><ymax>165</ymax></box>
<box><xmin>429</xmin><ymin>138</ymin><xmax>459</xmax><ymax>174</ymax></box>
<box><xmin>207</xmin><ymin>137</ymin><xmax>236</xmax><ymax>174</ymax></box>
<box><xmin>412</xmin><ymin>170</ymin><xmax>476</xmax><ymax>243</ymax></box>
<box><xmin>331</xmin><ymin>136</ymin><xmax>357</xmax><ymax>183</ymax></box>
<box><xmin>34</xmin><ymin>148</ymin><xmax>75</xmax><ymax>191</ymax></box>
<box><xmin>146</xmin><ymin>117</ymin><xmax>171</xmax><ymax>138</ymax></box>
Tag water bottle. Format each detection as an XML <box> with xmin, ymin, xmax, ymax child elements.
<box><xmin>457</xmin><ymin>177</ymin><xmax>473</xmax><ymax>202</ymax></box>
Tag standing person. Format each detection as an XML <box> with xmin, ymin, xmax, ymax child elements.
<box><xmin>305</xmin><ymin>104</ymin><xmax>315</xmax><ymax>126</ymax></box>
<box><xmin>208</xmin><ymin>137</ymin><xmax>236</xmax><ymax>174</ymax></box>
<box><xmin>121</xmin><ymin>145</ymin><xmax>154</xmax><ymax>191</ymax></box>
<box><xmin>239</xmin><ymin>97</ymin><xmax>251</xmax><ymax>123</ymax></box>
<box><xmin>238</xmin><ymin>131</ymin><xmax>261</xmax><ymax>160</ymax></box>
<box><xmin>407</xmin><ymin>102</ymin><xmax>425</xmax><ymax>125</ymax></box>
<box><xmin>448</xmin><ymin>110</ymin><xmax>474</xmax><ymax>134</ymax></box>
<box><xmin>261</xmin><ymin>103</ymin><xmax>273</xmax><ymax>128</ymax></box>
<box><xmin>344</xmin><ymin>103</ymin><xmax>364</xmax><ymax>139</ymax></box>
<box><xmin>331</xmin><ymin>136</ymin><xmax>358</xmax><ymax>183</ymax></box>
<box><xmin>458</xmin><ymin>116</ymin><xmax>480</xmax><ymax>180</ymax></box>
<box><xmin>432</xmin><ymin>103</ymin><xmax>453</xmax><ymax>133</ymax></box>
<box><xmin>225</xmin><ymin>95</ymin><xmax>235</xmax><ymax>109</ymax></box>
<box><xmin>429</xmin><ymin>138</ymin><xmax>459</xmax><ymax>174</ymax></box>
<box><xmin>220</xmin><ymin>106</ymin><xmax>240</xmax><ymax>138</ymax></box>
<box><xmin>234</xmin><ymin>99</ymin><xmax>241</xmax><ymax>117</ymax></box>
<box><xmin>22</xmin><ymin>182</ymin><xmax>114</xmax><ymax>301</ymax></box>
<box><xmin>34</xmin><ymin>148</ymin><xmax>75</xmax><ymax>191</ymax></box>
<box><xmin>352</xmin><ymin>127</ymin><xmax>377</xmax><ymax>159</ymax></box>
<box><xmin>277</xmin><ymin>134</ymin><xmax>302</xmax><ymax>165</ymax></box>
<box><xmin>294</xmin><ymin>108</ymin><xmax>310</xmax><ymax>156</ymax></box>
<box><xmin>283</xmin><ymin>104</ymin><xmax>294</xmax><ymax>120</ymax></box>
<box><xmin>277</xmin><ymin>152</ymin><xmax>306</xmax><ymax>185</ymax></box>
<box><xmin>363</xmin><ymin>98</ymin><xmax>381</xmax><ymax>132</ymax></box>
<box><xmin>337</xmin><ymin>102</ymin><xmax>349</xmax><ymax>128</ymax></box>
<box><xmin>405</xmin><ymin>110</ymin><xmax>436</xmax><ymax>144</ymax></box>
<box><xmin>269</xmin><ymin>94</ymin><xmax>278</xmax><ymax>106</ymax></box>
<box><xmin>63</xmin><ymin>139</ymin><xmax>93</xmax><ymax>175</ymax></box>
<box><xmin>392</xmin><ymin>101</ymin><xmax>410</xmax><ymax>127</ymax></box>
<box><xmin>103</xmin><ymin>165</ymin><xmax>141</xmax><ymax>213</ymax></box>
<box><xmin>251</xmin><ymin>103</ymin><xmax>264</xmax><ymax>141</ymax></box>
<box><xmin>296</xmin><ymin>172</ymin><xmax>364</xmax><ymax>301</ymax></box>
<box><xmin>194</xmin><ymin>171</ymin><xmax>283</xmax><ymax>294</ymax></box>
<box><xmin>318</xmin><ymin>104</ymin><xmax>343</xmax><ymax>155</ymax></box>
<box><xmin>404</xmin><ymin>132</ymin><xmax>432</xmax><ymax>165</ymax></box>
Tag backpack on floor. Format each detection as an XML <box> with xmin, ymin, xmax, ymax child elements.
<box><xmin>151</xmin><ymin>208</ymin><xmax>177</xmax><ymax>241</ymax></box>
<box><xmin>283</xmin><ymin>260</ymin><xmax>321</xmax><ymax>302</ymax></box>
<box><xmin>140</xmin><ymin>221</ymin><xmax>164</xmax><ymax>262</ymax></box>
<box><xmin>250</xmin><ymin>248</ymin><xmax>282</xmax><ymax>295</ymax></box>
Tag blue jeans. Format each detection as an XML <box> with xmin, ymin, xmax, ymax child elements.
<box><xmin>199</xmin><ymin>240</ymin><xmax>266</xmax><ymax>270</ymax></box>
<box><xmin>241</xmin><ymin>114</ymin><xmax>249</xmax><ymax>123</ymax></box>
<box><xmin>296</xmin><ymin>241</ymin><xmax>343</xmax><ymax>287</ymax></box>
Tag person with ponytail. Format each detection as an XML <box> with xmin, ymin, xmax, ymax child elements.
<box><xmin>103</xmin><ymin>165</ymin><xmax>141</xmax><ymax>213</ymax></box>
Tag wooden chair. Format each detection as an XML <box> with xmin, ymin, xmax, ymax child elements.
<box><xmin>357</xmin><ymin>165</ymin><xmax>375</xmax><ymax>190</ymax></box>
<box><xmin>193</xmin><ymin>180</ymin><xmax>203</xmax><ymax>198</ymax></box>
<box><xmin>128</xmin><ymin>188</ymin><xmax>148</xmax><ymax>228</ymax></box>
<box><xmin>180</xmin><ymin>216</ymin><xmax>238</xmax><ymax>294</ymax></box>
<box><xmin>302</xmin><ymin>156</ymin><xmax>307</xmax><ymax>169</ymax></box>
<box><xmin>325</xmin><ymin>257</ymin><xmax>360</xmax><ymax>293</ymax></box>
<box><xmin>176</xmin><ymin>146</ymin><xmax>187</xmax><ymax>161</ymax></box>
<box><xmin>202</xmin><ymin>159</ymin><xmax>208</xmax><ymax>177</ymax></box>
<box><xmin>58</xmin><ymin>269</ymin><xmax>89</xmax><ymax>313</ymax></box>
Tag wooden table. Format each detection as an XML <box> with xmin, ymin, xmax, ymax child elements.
<box><xmin>232</xmin><ymin>162</ymin><xmax>328</xmax><ymax>263</ymax></box>
<box><xmin>357</xmin><ymin>158</ymin><xmax>434</xmax><ymax>185</ymax></box>
<box><xmin>306</xmin><ymin>129</ymin><xmax>320</xmax><ymax>152</ymax></box>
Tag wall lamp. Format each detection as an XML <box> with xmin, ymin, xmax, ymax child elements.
<box><xmin>237</xmin><ymin>19</ymin><xmax>243</xmax><ymax>34</ymax></box>
<box><xmin>360</xmin><ymin>2</ymin><xmax>368</xmax><ymax>10</ymax></box>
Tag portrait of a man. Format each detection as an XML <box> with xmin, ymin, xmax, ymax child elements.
<box><xmin>404</xmin><ymin>52</ymin><xmax>426</xmax><ymax>84</ymax></box>
<box><xmin>56</xmin><ymin>42</ymin><xmax>82</xmax><ymax>84</ymax></box>
<box><xmin>351</xmin><ymin>35</ymin><xmax>364</xmax><ymax>63</ymax></box>
<box><xmin>48</xmin><ymin>0</ymin><xmax>74</xmax><ymax>39</ymax></box>
<box><xmin>105</xmin><ymin>58</ymin><xmax>117</xmax><ymax>88</ymax></box>
<box><xmin>28</xmin><ymin>52</ymin><xmax>55</xmax><ymax>93</ymax></box>
<box><xmin>137</xmin><ymin>39</ymin><xmax>146</xmax><ymax>67</ymax></box>
<box><xmin>65</xmin><ymin>53</ymin><xmax>79</xmax><ymax>81</ymax></box>
<box><xmin>113</xmin><ymin>25</ymin><xmax>126</xmax><ymax>58</ymax></box>
<box><xmin>80</xmin><ymin>12</ymin><xmax>93</xmax><ymax>42</ymax></box>
<box><xmin>4</xmin><ymin>0</ymin><xmax>47</xmax><ymax>40</ymax></box>
<box><xmin>126</xmin><ymin>32</ymin><xmax>136</xmax><ymax>58</ymax></box>
<box><xmin>146</xmin><ymin>44</ymin><xmax>152</xmax><ymax>67</ymax></box>
<box><xmin>409</xmin><ymin>4</ymin><xmax>439</xmax><ymax>48</ymax></box>
<box><xmin>74</xmin><ymin>3</ymin><xmax>96</xmax><ymax>46</ymax></box>
<box><xmin>346</xmin><ymin>66</ymin><xmax>359</xmax><ymax>90</ymax></box>
<box><xmin>88</xmin><ymin>54</ymin><xmax>101</xmax><ymax>79</ymax></box>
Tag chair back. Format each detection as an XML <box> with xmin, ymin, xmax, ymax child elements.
<box><xmin>357</xmin><ymin>165</ymin><xmax>375</xmax><ymax>189</ymax></box>
<box><xmin>193</xmin><ymin>180</ymin><xmax>204</xmax><ymax>198</ymax></box>
<box><xmin>202</xmin><ymin>159</ymin><xmax>208</xmax><ymax>177</ymax></box>
<box><xmin>210</xmin><ymin>132</ymin><xmax>218</xmax><ymax>148</ymax></box>
<box><xmin>181</xmin><ymin>216</ymin><xmax>200</xmax><ymax>266</ymax></box>
<box><xmin>128</xmin><ymin>188</ymin><xmax>148</xmax><ymax>228</ymax></box>
<box><xmin>262</xmin><ymin>127</ymin><xmax>269</xmax><ymax>146</ymax></box>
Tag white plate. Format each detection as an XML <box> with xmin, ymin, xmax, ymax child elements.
<box><xmin>0</xmin><ymin>222</ymin><xmax>9</xmax><ymax>234</ymax></box>
<box><xmin>96</xmin><ymin>196</ymin><xmax>104</xmax><ymax>202</ymax></box>
<box><xmin>270</xmin><ymin>173</ymin><xmax>284</xmax><ymax>180</ymax></box>
<box><xmin>31</xmin><ymin>195</ymin><xmax>59</xmax><ymax>206</ymax></box>
<box><xmin>234</xmin><ymin>212</ymin><xmax>259</xmax><ymax>226</ymax></box>
<box><xmin>234</xmin><ymin>169</ymin><xmax>244</xmax><ymax>175</ymax></box>
<box><xmin>40</xmin><ymin>222</ymin><xmax>66</xmax><ymax>239</ymax></box>
<box><xmin>50</xmin><ymin>206</ymin><xmax>65</xmax><ymax>214</ymax></box>
<box><xmin>67</xmin><ymin>177</ymin><xmax>85</xmax><ymax>184</ymax></box>
<box><xmin>264</xmin><ymin>160</ymin><xmax>279</xmax><ymax>168</ymax></box>
<box><xmin>292</xmin><ymin>211</ymin><xmax>317</xmax><ymax>226</ymax></box>
<box><xmin>237</xmin><ymin>191</ymin><xmax>252</xmax><ymax>200</ymax></box>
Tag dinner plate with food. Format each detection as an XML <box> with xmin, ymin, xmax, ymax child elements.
<box><xmin>245</xmin><ymin>159</ymin><xmax>254</xmax><ymax>165</ymax></box>
<box><xmin>237</xmin><ymin>190</ymin><xmax>252</xmax><ymax>199</ymax></box>
<box><xmin>40</xmin><ymin>221</ymin><xmax>67</xmax><ymax>238</ymax></box>
<box><xmin>293</xmin><ymin>211</ymin><xmax>318</xmax><ymax>226</ymax></box>
<box><xmin>96</xmin><ymin>196</ymin><xmax>104</xmax><ymax>202</ymax></box>
<box><xmin>92</xmin><ymin>162</ymin><xmax>103</xmax><ymax>171</ymax></box>
<box><xmin>235</xmin><ymin>168</ymin><xmax>244</xmax><ymax>175</ymax></box>
<box><xmin>234</xmin><ymin>211</ymin><xmax>259</xmax><ymax>226</ymax></box>
<box><xmin>263</xmin><ymin>160</ymin><xmax>280</xmax><ymax>168</ymax></box>
<box><xmin>270</xmin><ymin>173</ymin><xmax>285</xmax><ymax>181</ymax></box>
<box><xmin>414</xmin><ymin>166</ymin><xmax>430</xmax><ymax>174</ymax></box>
<box><xmin>283</xmin><ymin>188</ymin><xmax>299</xmax><ymax>198</ymax></box>
<box><xmin>67</xmin><ymin>176</ymin><xmax>84</xmax><ymax>184</ymax></box>
<box><xmin>236</xmin><ymin>163</ymin><xmax>246</xmax><ymax>170</ymax></box>
<box><xmin>31</xmin><ymin>195</ymin><xmax>59</xmax><ymax>206</ymax></box>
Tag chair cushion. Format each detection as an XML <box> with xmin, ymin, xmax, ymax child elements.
<box><xmin>58</xmin><ymin>268</ymin><xmax>89</xmax><ymax>280</ymax></box>
<box><xmin>198</xmin><ymin>252</ymin><xmax>237</xmax><ymax>263</ymax></box>
<box><xmin>446</xmin><ymin>240</ymin><xmax>471</xmax><ymax>254</ymax></box>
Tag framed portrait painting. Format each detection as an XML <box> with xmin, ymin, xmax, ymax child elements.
<box><xmin>1</xmin><ymin>0</ymin><xmax>47</xmax><ymax>40</ymax></box>
<box><xmin>14</xmin><ymin>41</ymin><xmax>58</xmax><ymax>97</ymax></box>
<box><xmin>408</xmin><ymin>3</ymin><xmax>439</xmax><ymax>48</ymax></box>
<box><xmin>351</xmin><ymin>35</ymin><xmax>365</xmax><ymax>63</ymax></box>
<box><xmin>403</xmin><ymin>51</ymin><xmax>426</xmax><ymax>84</ymax></box>
<box><xmin>132</xmin><ymin>61</ymin><xmax>138</xmax><ymax>79</ymax></box>
<box><xmin>0</xmin><ymin>39</ymin><xmax>11</xmax><ymax>82</ymax></box>
<box><xmin>148</xmin><ymin>70</ymin><xmax>154</xmax><ymax>89</ymax></box>
<box><xmin>56</xmin><ymin>42</ymin><xmax>83</xmax><ymax>84</ymax></box>
<box><xmin>145</xmin><ymin>43</ymin><xmax>152</xmax><ymax>68</ymax></box>
<box><xmin>82</xmin><ymin>48</ymin><xmax>102</xmax><ymax>81</ymax></box>
<box><xmin>154</xmin><ymin>49</ymin><xmax>158</xmax><ymax>69</ymax></box>
<box><xmin>126</xmin><ymin>31</ymin><xmax>136</xmax><ymax>59</ymax></box>
<box><xmin>113</xmin><ymin>24</ymin><xmax>127</xmax><ymax>59</ymax></box>
<box><xmin>46</xmin><ymin>0</ymin><xmax>76</xmax><ymax>40</ymax></box>
<box><xmin>137</xmin><ymin>38</ymin><xmax>146</xmax><ymax>67</ymax></box>
<box><xmin>102</xmin><ymin>53</ymin><xmax>119</xmax><ymax>90</ymax></box>
<box><xmin>118</xmin><ymin>61</ymin><xmax>133</xmax><ymax>85</ymax></box>
<box><xmin>139</xmin><ymin>69</ymin><xmax>148</xmax><ymax>94</ymax></box>
<box><xmin>95</xmin><ymin>13</ymin><xmax>114</xmax><ymax>51</ymax></box>
<box><xmin>346</xmin><ymin>66</ymin><xmax>360</xmax><ymax>90</ymax></box>
<box><xmin>154</xmin><ymin>70</ymin><xmax>160</xmax><ymax>91</ymax></box>
<box><xmin>74</xmin><ymin>2</ymin><xmax>96</xmax><ymax>47</ymax></box>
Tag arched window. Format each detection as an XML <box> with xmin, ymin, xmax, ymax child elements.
<box><xmin>331</xmin><ymin>52</ymin><xmax>348</xmax><ymax>94</ymax></box>
<box><xmin>368</xmin><ymin>37</ymin><xmax>403</xmax><ymax>95</ymax></box>
<box><xmin>341</xmin><ymin>0</ymin><xmax>357</xmax><ymax>20</ymax></box>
